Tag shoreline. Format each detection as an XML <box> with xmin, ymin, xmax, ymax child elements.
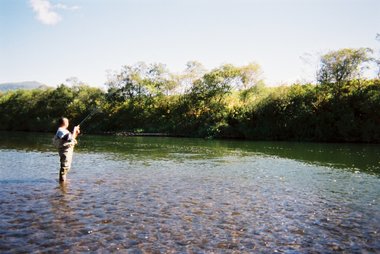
<box><xmin>1</xmin><ymin>130</ymin><xmax>379</xmax><ymax>144</ymax></box>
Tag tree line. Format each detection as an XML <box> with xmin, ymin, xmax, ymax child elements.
<box><xmin>1</xmin><ymin>48</ymin><xmax>379</xmax><ymax>142</ymax></box>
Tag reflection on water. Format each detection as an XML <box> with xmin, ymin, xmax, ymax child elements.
<box><xmin>0</xmin><ymin>132</ymin><xmax>379</xmax><ymax>252</ymax></box>
<box><xmin>1</xmin><ymin>131</ymin><xmax>379</xmax><ymax>174</ymax></box>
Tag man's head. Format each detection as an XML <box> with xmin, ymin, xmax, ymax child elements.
<box><xmin>58</xmin><ymin>117</ymin><xmax>69</xmax><ymax>128</ymax></box>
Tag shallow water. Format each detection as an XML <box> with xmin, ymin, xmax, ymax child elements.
<box><xmin>0</xmin><ymin>132</ymin><xmax>379</xmax><ymax>253</ymax></box>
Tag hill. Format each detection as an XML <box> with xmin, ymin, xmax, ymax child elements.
<box><xmin>0</xmin><ymin>81</ymin><xmax>49</xmax><ymax>92</ymax></box>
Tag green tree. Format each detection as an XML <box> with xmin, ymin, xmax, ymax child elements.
<box><xmin>180</xmin><ymin>64</ymin><xmax>241</xmax><ymax>137</ymax></box>
<box><xmin>236</xmin><ymin>62</ymin><xmax>265</xmax><ymax>103</ymax></box>
<box><xmin>176</xmin><ymin>61</ymin><xmax>207</xmax><ymax>93</ymax></box>
<box><xmin>143</xmin><ymin>63</ymin><xmax>176</xmax><ymax>97</ymax></box>
<box><xmin>237</xmin><ymin>62</ymin><xmax>264</xmax><ymax>90</ymax></box>
<box><xmin>317</xmin><ymin>48</ymin><xmax>374</xmax><ymax>94</ymax></box>
<box><xmin>106</xmin><ymin>62</ymin><xmax>149</xmax><ymax>102</ymax></box>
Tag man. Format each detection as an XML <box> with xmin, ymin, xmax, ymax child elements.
<box><xmin>54</xmin><ymin>117</ymin><xmax>80</xmax><ymax>182</ymax></box>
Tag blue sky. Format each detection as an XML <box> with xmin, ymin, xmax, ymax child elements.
<box><xmin>1</xmin><ymin>0</ymin><xmax>379</xmax><ymax>87</ymax></box>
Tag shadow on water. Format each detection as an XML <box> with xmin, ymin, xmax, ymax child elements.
<box><xmin>0</xmin><ymin>131</ymin><xmax>379</xmax><ymax>175</ymax></box>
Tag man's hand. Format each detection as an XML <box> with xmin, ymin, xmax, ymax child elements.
<box><xmin>73</xmin><ymin>125</ymin><xmax>80</xmax><ymax>138</ymax></box>
<box><xmin>74</xmin><ymin>125</ymin><xmax>80</xmax><ymax>134</ymax></box>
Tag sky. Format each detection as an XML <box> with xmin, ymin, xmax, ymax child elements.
<box><xmin>0</xmin><ymin>0</ymin><xmax>379</xmax><ymax>87</ymax></box>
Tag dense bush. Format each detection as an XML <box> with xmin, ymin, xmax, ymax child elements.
<box><xmin>1</xmin><ymin>79</ymin><xmax>379</xmax><ymax>143</ymax></box>
<box><xmin>1</xmin><ymin>57</ymin><xmax>379</xmax><ymax>143</ymax></box>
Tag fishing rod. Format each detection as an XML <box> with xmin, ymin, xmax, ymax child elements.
<box><xmin>77</xmin><ymin>107</ymin><xmax>100</xmax><ymax>126</ymax></box>
<box><xmin>76</xmin><ymin>86</ymin><xmax>118</xmax><ymax>127</ymax></box>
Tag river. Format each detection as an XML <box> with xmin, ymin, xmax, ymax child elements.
<box><xmin>0</xmin><ymin>132</ymin><xmax>379</xmax><ymax>253</ymax></box>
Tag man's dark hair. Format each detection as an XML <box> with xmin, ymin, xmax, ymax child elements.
<box><xmin>58</xmin><ymin>117</ymin><xmax>67</xmax><ymax>126</ymax></box>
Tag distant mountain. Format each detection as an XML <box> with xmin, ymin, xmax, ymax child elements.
<box><xmin>0</xmin><ymin>81</ymin><xmax>50</xmax><ymax>92</ymax></box>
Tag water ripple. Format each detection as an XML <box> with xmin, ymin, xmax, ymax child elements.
<box><xmin>1</xmin><ymin>152</ymin><xmax>379</xmax><ymax>253</ymax></box>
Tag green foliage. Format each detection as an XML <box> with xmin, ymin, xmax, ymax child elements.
<box><xmin>317</xmin><ymin>48</ymin><xmax>374</xmax><ymax>95</ymax></box>
<box><xmin>0</xmin><ymin>85</ymin><xmax>105</xmax><ymax>132</ymax></box>
<box><xmin>1</xmin><ymin>59</ymin><xmax>379</xmax><ymax>143</ymax></box>
<box><xmin>106</xmin><ymin>62</ymin><xmax>176</xmax><ymax>102</ymax></box>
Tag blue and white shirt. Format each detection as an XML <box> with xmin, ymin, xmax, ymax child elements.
<box><xmin>56</xmin><ymin>127</ymin><xmax>73</xmax><ymax>142</ymax></box>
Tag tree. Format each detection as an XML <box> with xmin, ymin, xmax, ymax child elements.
<box><xmin>175</xmin><ymin>61</ymin><xmax>207</xmax><ymax>94</ymax></box>
<box><xmin>376</xmin><ymin>33</ymin><xmax>380</xmax><ymax>78</ymax></box>
<box><xmin>64</xmin><ymin>77</ymin><xmax>85</xmax><ymax>87</ymax></box>
<box><xmin>144</xmin><ymin>63</ymin><xmax>176</xmax><ymax>96</ymax></box>
<box><xmin>106</xmin><ymin>62</ymin><xmax>148</xmax><ymax>103</ymax></box>
<box><xmin>235</xmin><ymin>62</ymin><xmax>265</xmax><ymax>103</ymax></box>
<box><xmin>181</xmin><ymin>64</ymin><xmax>243</xmax><ymax>137</ymax></box>
<box><xmin>238</xmin><ymin>62</ymin><xmax>264</xmax><ymax>90</ymax></box>
<box><xmin>106</xmin><ymin>62</ymin><xmax>177</xmax><ymax>101</ymax></box>
<box><xmin>190</xmin><ymin>64</ymin><xmax>241</xmax><ymax>102</ymax></box>
<box><xmin>317</xmin><ymin>48</ymin><xmax>374</xmax><ymax>93</ymax></box>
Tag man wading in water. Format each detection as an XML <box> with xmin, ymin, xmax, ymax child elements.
<box><xmin>54</xmin><ymin>117</ymin><xmax>80</xmax><ymax>182</ymax></box>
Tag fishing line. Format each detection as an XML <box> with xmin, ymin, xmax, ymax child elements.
<box><xmin>77</xmin><ymin>107</ymin><xmax>100</xmax><ymax>126</ymax></box>
<box><xmin>76</xmin><ymin>87</ymin><xmax>118</xmax><ymax>127</ymax></box>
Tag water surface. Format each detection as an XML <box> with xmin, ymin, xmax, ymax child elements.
<box><xmin>0</xmin><ymin>132</ymin><xmax>379</xmax><ymax>253</ymax></box>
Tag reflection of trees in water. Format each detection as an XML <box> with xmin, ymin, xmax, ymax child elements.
<box><xmin>0</xmin><ymin>132</ymin><xmax>54</xmax><ymax>152</ymax></box>
<box><xmin>1</xmin><ymin>131</ymin><xmax>379</xmax><ymax>175</ymax></box>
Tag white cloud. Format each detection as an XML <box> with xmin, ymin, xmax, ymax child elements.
<box><xmin>54</xmin><ymin>3</ymin><xmax>80</xmax><ymax>11</ymax></box>
<box><xmin>29</xmin><ymin>0</ymin><xmax>80</xmax><ymax>26</ymax></box>
<box><xmin>30</xmin><ymin>0</ymin><xmax>61</xmax><ymax>25</ymax></box>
